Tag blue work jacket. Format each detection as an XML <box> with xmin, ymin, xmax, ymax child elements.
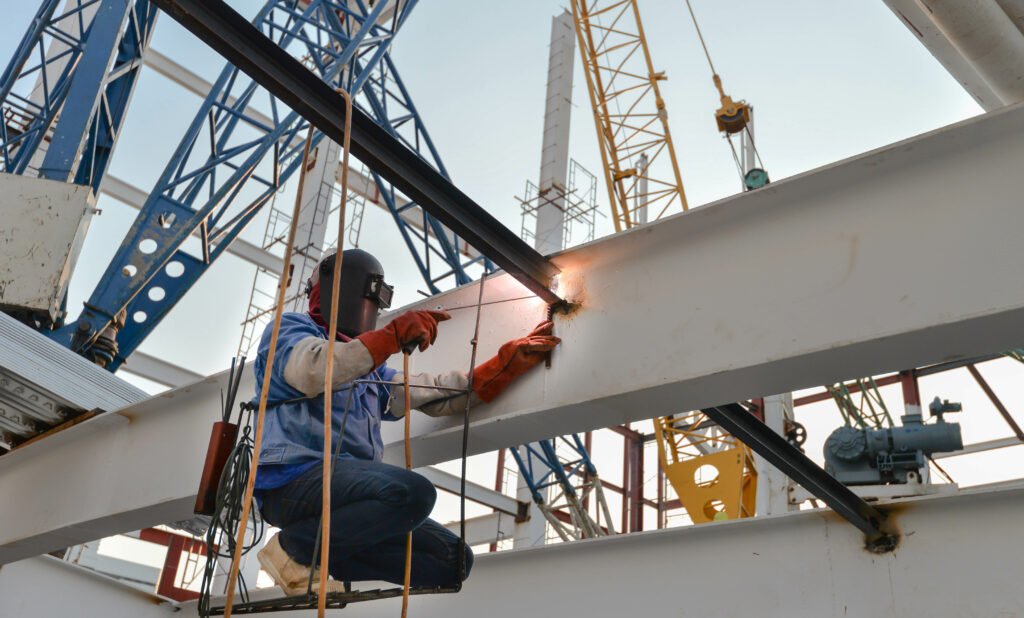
<box><xmin>252</xmin><ymin>312</ymin><xmax>399</xmax><ymax>491</ymax></box>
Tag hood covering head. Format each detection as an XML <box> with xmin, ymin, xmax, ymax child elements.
<box><xmin>306</xmin><ymin>249</ymin><xmax>393</xmax><ymax>338</ymax></box>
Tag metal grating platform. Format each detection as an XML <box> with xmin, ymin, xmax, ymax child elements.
<box><xmin>210</xmin><ymin>586</ymin><xmax>460</xmax><ymax>614</ymax></box>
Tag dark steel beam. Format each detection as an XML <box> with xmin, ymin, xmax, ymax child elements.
<box><xmin>149</xmin><ymin>0</ymin><xmax>562</xmax><ymax>304</ymax></box>
<box><xmin>701</xmin><ymin>403</ymin><xmax>895</xmax><ymax>550</ymax></box>
<box><xmin>794</xmin><ymin>374</ymin><xmax>904</xmax><ymax>407</ymax></box>
<box><xmin>966</xmin><ymin>364</ymin><xmax>1024</xmax><ymax>441</ymax></box>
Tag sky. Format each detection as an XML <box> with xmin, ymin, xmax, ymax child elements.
<box><xmin>2</xmin><ymin>0</ymin><xmax>1021</xmax><ymax>516</ymax></box>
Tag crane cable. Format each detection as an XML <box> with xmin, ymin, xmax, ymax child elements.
<box><xmin>683</xmin><ymin>0</ymin><xmax>718</xmax><ymax>76</ymax></box>
<box><xmin>682</xmin><ymin>0</ymin><xmax>768</xmax><ymax>181</ymax></box>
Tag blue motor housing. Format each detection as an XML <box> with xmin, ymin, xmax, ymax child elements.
<box><xmin>824</xmin><ymin>398</ymin><xmax>963</xmax><ymax>485</ymax></box>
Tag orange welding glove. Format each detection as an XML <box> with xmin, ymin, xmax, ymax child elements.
<box><xmin>472</xmin><ymin>321</ymin><xmax>561</xmax><ymax>403</ymax></box>
<box><xmin>356</xmin><ymin>310</ymin><xmax>451</xmax><ymax>365</ymax></box>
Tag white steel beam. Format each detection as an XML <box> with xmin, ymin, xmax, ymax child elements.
<box><xmin>284</xmin><ymin>139</ymin><xmax>340</xmax><ymax>310</ymax></box>
<box><xmin>884</xmin><ymin>0</ymin><xmax>1024</xmax><ymax>111</ymax></box>
<box><xmin>120</xmin><ymin>351</ymin><xmax>203</xmax><ymax>388</ymax></box>
<box><xmin>380</xmin><ymin>102</ymin><xmax>1024</xmax><ymax>466</ymax></box>
<box><xmin>883</xmin><ymin>0</ymin><xmax>1002</xmax><ymax>110</ymax></box>
<box><xmin>0</xmin><ymin>375</ymin><xmax>218</xmax><ymax>564</ymax></box>
<box><xmin>442</xmin><ymin>512</ymin><xmax>516</xmax><ymax>547</ymax></box>
<box><xmin>100</xmin><ymin>175</ymin><xmax>284</xmax><ymax>273</ymax></box>
<box><xmin>5</xmin><ymin>105</ymin><xmax>1024</xmax><ymax>561</ymax></box>
<box><xmin>415</xmin><ymin>467</ymin><xmax>523</xmax><ymax>517</ymax></box>
<box><xmin>933</xmin><ymin>436</ymin><xmax>1023</xmax><ymax>459</ymax></box>
<box><xmin>0</xmin><ymin>555</ymin><xmax>177</xmax><ymax>618</ymax></box>
<box><xmin>11</xmin><ymin>486</ymin><xmax>1020</xmax><ymax>618</ymax></box>
<box><xmin>187</xmin><ymin>485</ymin><xmax>1023</xmax><ymax>617</ymax></box>
<box><xmin>754</xmin><ymin>393</ymin><xmax>794</xmax><ymax>516</ymax></box>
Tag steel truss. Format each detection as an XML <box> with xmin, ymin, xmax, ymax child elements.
<box><xmin>827</xmin><ymin>376</ymin><xmax>895</xmax><ymax>429</ymax></box>
<box><xmin>510</xmin><ymin>436</ymin><xmax>616</xmax><ymax>541</ymax></box>
<box><xmin>46</xmin><ymin>0</ymin><xmax>501</xmax><ymax>366</ymax></box>
<box><xmin>570</xmin><ymin>0</ymin><xmax>688</xmax><ymax>231</ymax></box>
<box><xmin>150</xmin><ymin>0</ymin><xmax>559</xmax><ymax>302</ymax></box>
<box><xmin>0</xmin><ymin>0</ymin><xmax>157</xmax><ymax>193</ymax></box>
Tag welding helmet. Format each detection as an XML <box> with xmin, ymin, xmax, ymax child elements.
<box><xmin>315</xmin><ymin>249</ymin><xmax>394</xmax><ymax>337</ymax></box>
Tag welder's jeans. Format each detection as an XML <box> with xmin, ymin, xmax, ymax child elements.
<box><xmin>258</xmin><ymin>458</ymin><xmax>473</xmax><ymax>587</ymax></box>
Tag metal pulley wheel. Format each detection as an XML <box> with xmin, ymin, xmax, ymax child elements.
<box><xmin>714</xmin><ymin>96</ymin><xmax>751</xmax><ymax>135</ymax></box>
<box><xmin>825</xmin><ymin>425</ymin><xmax>867</xmax><ymax>461</ymax></box>
<box><xmin>744</xmin><ymin>168</ymin><xmax>770</xmax><ymax>191</ymax></box>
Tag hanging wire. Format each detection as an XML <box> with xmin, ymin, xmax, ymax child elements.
<box><xmin>724</xmin><ymin>134</ymin><xmax>745</xmax><ymax>179</ymax></box>
<box><xmin>459</xmin><ymin>273</ymin><xmax>488</xmax><ymax>584</ymax></box>
<box><xmin>199</xmin><ymin>358</ymin><xmax>261</xmax><ymax>618</ymax></box>
<box><xmin>739</xmin><ymin>124</ymin><xmax>767</xmax><ymax>170</ymax></box>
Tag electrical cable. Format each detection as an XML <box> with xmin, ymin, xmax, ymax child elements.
<box><xmin>199</xmin><ymin>358</ymin><xmax>260</xmax><ymax>618</ymax></box>
<box><xmin>458</xmin><ymin>274</ymin><xmax>488</xmax><ymax>583</ymax></box>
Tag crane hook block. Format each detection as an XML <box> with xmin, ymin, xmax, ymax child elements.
<box><xmin>715</xmin><ymin>94</ymin><xmax>751</xmax><ymax>135</ymax></box>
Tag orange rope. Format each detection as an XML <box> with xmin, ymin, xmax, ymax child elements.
<box><xmin>317</xmin><ymin>88</ymin><xmax>354</xmax><ymax>618</ymax></box>
<box><xmin>222</xmin><ymin>126</ymin><xmax>317</xmax><ymax>618</ymax></box>
<box><xmin>401</xmin><ymin>350</ymin><xmax>413</xmax><ymax>617</ymax></box>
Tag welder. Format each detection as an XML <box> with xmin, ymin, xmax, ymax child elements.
<box><xmin>254</xmin><ymin>249</ymin><xmax>559</xmax><ymax>595</ymax></box>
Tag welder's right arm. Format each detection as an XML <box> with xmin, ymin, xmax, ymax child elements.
<box><xmin>282</xmin><ymin>310</ymin><xmax>451</xmax><ymax>397</ymax></box>
<box><xmin>283</xmin><ymin>337</ymin><xmax>375</xmax><ymax>397</ymax></box>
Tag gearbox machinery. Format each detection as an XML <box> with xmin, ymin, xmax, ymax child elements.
<box><xmin>824</xmin><ymin>398</ymin><xmax>964</xmax><ymax>485</ymax></box>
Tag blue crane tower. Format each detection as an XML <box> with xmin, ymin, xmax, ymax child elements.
<box><xmin>0</xmin><ymin>1</ymin><xmax>157</xmax><ymax>194</ymax></box>
<box><xmin>0</xmin><ymin>0</ymin><xmax>607</xmax><ymax>546</ymax></box>
<box><xmin>0</xmin><ymin>0</ymin><xmax>489</xmax><ymax>368</ymax></box>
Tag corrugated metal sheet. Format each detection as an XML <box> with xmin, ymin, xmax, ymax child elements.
<box><xmin>0</xmin><ymin>312</ymin><xmax>146</xmax><ymax>446</ymax></box>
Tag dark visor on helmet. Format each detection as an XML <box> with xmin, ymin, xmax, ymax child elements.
<box><xmin>365</xmin><ymin>273</ymin><xmax>394</xmax><ymax>310</ymax></box>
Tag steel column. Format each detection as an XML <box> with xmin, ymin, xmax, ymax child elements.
<box><xmin>627</xmin><ymin>431</ymin><xmax>644</xmax><ymax>532</ymax></box>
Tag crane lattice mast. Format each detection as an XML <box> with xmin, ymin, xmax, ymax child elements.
<box><xmin>569</xmin><ymin>0</ymin><xmax>689</xmax><ymax>232</ymax></box>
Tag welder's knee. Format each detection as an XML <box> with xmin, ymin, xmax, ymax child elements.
<box><xmin>400</xmin><ymin>470</ymin><xmax>436</xmax><ymax>524</ymax></box>
<box><xmin>460</xmin><ymin>544</ymin><xmax>474</xmax><ymax>581</ymax></box>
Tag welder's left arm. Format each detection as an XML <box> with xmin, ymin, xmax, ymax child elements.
<box><xmin>387</xmin><ymin>321</ymin><xmax>560</xmax><ymax>417</ymax></box>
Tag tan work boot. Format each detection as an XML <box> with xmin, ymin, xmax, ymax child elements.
<box><xmin>257</xmin><ymin>533</ymin><xmax>345</xmax><ymax>596</ymax></box>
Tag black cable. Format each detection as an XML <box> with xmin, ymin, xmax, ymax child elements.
<box><xmin>199</xmin><ymin>413</ymin><xmax>263</xmax><ymax>616</ymax></box>
<box><xmin>457</xmin><ymin>274</ymin><xmax>487</xmax><ymax>586</ymax></box>
<box><xmin>199</xmin><ymin>359</ymin><xmax>261</xmax><ymax>618</ymax></box>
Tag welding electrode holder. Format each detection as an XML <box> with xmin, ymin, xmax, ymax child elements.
<box><xmin>402</xmin><ymin>336</ymin><xmax>425</xmax><ymax>356</ymax></box>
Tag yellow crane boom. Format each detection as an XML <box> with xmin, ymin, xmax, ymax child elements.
<box><xmin>569</xmin><ymin>0</ymin><xmax>689</xmax><ymax>232</ymax></box>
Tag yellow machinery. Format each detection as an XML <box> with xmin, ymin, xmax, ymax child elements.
<box><xmin>569</xmin><ymin>0</ymin><xmax>689</xmax><ymax>232</ymax></box>
<box><xmin>653</xmin><ymin>411</ymin><xmax>757</xmax><ymax>523</ymax></box>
